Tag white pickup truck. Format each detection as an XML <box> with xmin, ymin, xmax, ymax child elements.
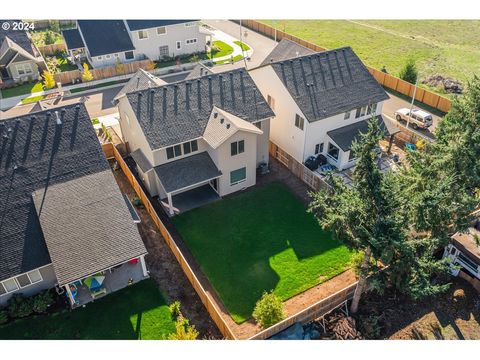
<box><xmin>394</xmin><ymin>108</ymin><xmax>433</xmax><ymax>129</ymax></box>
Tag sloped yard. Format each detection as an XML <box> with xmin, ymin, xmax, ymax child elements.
<box><xmin>0</xmin><ymin>279</ymin><xmax>175</xmax><ymax>340</ymax></box>
<box><xmin>173</xmin><ymin>182</ymin><xmax>353</xmax><ymax>324</ymax></box>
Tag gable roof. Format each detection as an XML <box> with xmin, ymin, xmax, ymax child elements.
<box><xmin>451</xmin><ymin>228</ymin><xmax>480</xmax><ymax>264</ymax></box>
<box><xmin>154</xmin><ymin>151</ymin><xmax>222</xmax><ymax>194</ymax></box>
<box><xmin>32</xmin><ymin>170</ymin><xmax>146</xmax><ymax>285</ymax></box>
<box><xmin>125</xmin><ymin>68</ymin><xmax>275</xmax><ymax>149</ymax></box>
<box><xmin>268</xmin><ymin>46</ymin><xmax>389</xmax><ymax>123</ymax></box>
<box><xmin>185</xmin><ymin>63</ymin><xmax>214</xmax><ymax>80</ymax></box>
<box><xmin>259</xmin><ymin>38</ymin><xmax>315</xmax><ymax>67</ymax></box>
<box><xmin>0</xmin><ymin>103</ymin><xmax>145</xmax><ymax>283</ymax></box>
<box><xmin>126</xmin><ymin>20</ymin><xmax>196</xmax><ymax>31</ymax></box>
<box><xmin>327</xmin><ymin>115</ymin><xmax>393</xmax><ymax>152</ymax></box>
<box><xmin>0</xmin><ymin>35</ymin><xmax>41</xmax><ymax>67</ymax></box>
<box><xmin>62</xmin><ymin>28</ymin><xmax>85</xmax><ymax>50</ymax></box>
<box><xmin>203</xmin><ymin>106</ymin><xmax>262</xmax><ymax>149</ymax></box>
<box><xmin>0</xmin><ymin>21</ymin><xmax>39</xmax><ymax>58</ymax></box>
<box><xmin>77</xmin><ymin>20</ymin><xmax>135</xmax><ymax>57</ymax></box>
<box><xmin>113</xmin><ymin>69</ymin><xmax>166</xmax><ymax>103</ymax></box>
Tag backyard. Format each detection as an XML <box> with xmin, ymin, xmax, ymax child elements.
<box><xmin>172</xmin><ymin>182</ymin><xmax>353</xmax><ymax>324</ymax></box>
<box><xmin>261</xmin><ymin>20</ymin><xmax>480</xmax><ymax>96</ymax></box>
<box><xmin>0</xmin><ymin>279</ymin><xmax>176</xmax><ymax>340</ymax></box>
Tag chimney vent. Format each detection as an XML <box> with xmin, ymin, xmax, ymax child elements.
<box><xmin>55</xmin><ymin>111</ymin><xmax>62</xmax><ymax>125</ymax></box>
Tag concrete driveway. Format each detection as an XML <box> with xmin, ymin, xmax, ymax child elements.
<box><xmin>202</xmin><ymin>20</ymin><xmax>277</xmax><ymax>71</ymax></box>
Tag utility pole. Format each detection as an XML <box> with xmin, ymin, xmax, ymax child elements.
<box><xmin>406</xmin><ymin>78</ymin><xmax>418</xmax><ymax>130</ymax></box>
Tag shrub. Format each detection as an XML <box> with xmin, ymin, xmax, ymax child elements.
<box><xmin>42</xmin><ymin>70</ymin><xmax>56</xmax><ymax>89</ymax></box>
<box><xmin>399</xmin><ymin>59</ymin><xmax>418</xmax><ymax>84</ymax></box>
<box><xmin>168</xmin><ymin>301</ymin><xmax>182</xmax><ymax>320</ymax></box>
<box><xmin>0</xmin><ymin>310</ymin><xmax>8</xmax><ymax>325</ymax></box>
<box><xmin>81</xmin><ymin>63</ymin><xmax>93</xmax><ymax>82</ymax></box>
<box><xmin>167</xmin><ymin>315</ymin><xmax>199</xmax><ymax>340</ymax></box>
<box><xmin>131</xmin><ymin>196</ymin><xmax>143</xmax><ymax>207</ymax></box>
<box><xmin>32</xmin><ymin>290</ymin><xmax>54</xmax><ymax>314</ymax></box>
<box><xmin>44</xmin><ymin>30</ymin><xmax>56</xmax><ymax>45</ymax></box>
<box><xmin>7</xmin><ymin>294</ymin><xmax>34</xmax><ymax>318</ymax></box>
<box><xmin>252</xmin><ymin>291</ymin><xmax>285</xmax><ymax>328</ymax></box>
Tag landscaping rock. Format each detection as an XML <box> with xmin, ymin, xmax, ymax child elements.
<box><xmin>269</xmin><ymin>322</ymin><xmax>304</xmax><ymax>340</ymax></box>
<box><xmin>422</xmin><ymin>74</ymin><xmax>463</xmax><ymax>94</ymax></box>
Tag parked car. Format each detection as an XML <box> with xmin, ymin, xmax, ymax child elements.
<box><xmin>304</xmin><ymin>154</ymin><xmax>327</xmax><ymax>171</ymax></box>
<box><xmin>394</xmin><ymin>108</ymin><xmax>433</xmax><ymax>129</ymax></box>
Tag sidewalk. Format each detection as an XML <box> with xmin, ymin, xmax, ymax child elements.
<box><xmin>210</xmin><ymin>29</ymin><xmax>253</xmax><ymax>63</ymax></box>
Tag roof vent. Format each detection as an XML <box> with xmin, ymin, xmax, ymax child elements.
<box><xmin>55</xmin><ymin>111</ymin><xmax>62</xmax><ymax>125</ymax></box>
<box><xmin>213</xmin><ymin>112</ymin><xmax>218</xmax><ymax>118</ymax></box>
<box><xmin>226</xmin><ymin>123</ymin><xmax>230</xmax><ymax>129</ymax></box>
<box><xmin>220</xmin><ymin>118</ymin><xmax>224</xmax><ymax>124</ymax></box>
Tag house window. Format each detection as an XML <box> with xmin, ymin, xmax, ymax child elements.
<box><xmin>157</xmin><ymin>26</ymin><xmax>166</xmax><ymax>35</ymax></box>
<box><xmin>327</xmin><ymin>142</ymin><xmax>339</xmax><ymax>160</ymax></box>
<box><xmin>348</xmin><ymin>150</ymin><xmax>356</xmax><ymax>161</ymax></box>
<box><xmin>185</xmin><ymin>22</ymin><xmax>197</xmax><ymax>27</ymax></box>
<box><xmin>159</xmin><ymin>45</ymin><xmax>169</xmax><ymax>57</ymax></box>
<box><xmin>183</xmin><ymin>140</ymin><xmax>198</xmax><ymax>155</ymax></box>
<box><xmin>0</xmin><ymin>283</ymin><xmax>6</xmax><ymax>296</ymax></box>
<box><xmin>173</xmin><ymin>144</ymin><xmax>182</xmax><ymax>157</ymax></box>
<box><xmin>230</xmin><ymin>167</ymin><xmax>246</xmax><ymax>185</ymax></box>
<box><xmin>267</xmin><ymin>95</ymin><xmax>275</xmax><ymax>110</ymax></box>
<box><xmin>16</xmin><ymin>63</ymin><xmax>32</xmax><ymax>75</ymax></box>
<box><xmin>254</xmin><ymin>122</ymin><xmax>262</xmax><ymax>130</ymax></box>
<box><xmin>2</xmin><ymin>278</ymin><xmax>19</xmax><ymax>293</ymax></box>
<box><xmin>186</xmin><ymin>38</ymin><xmax>197</xmax><ymax>45</ymax></box>
<box><xmin>16</xmin><ymin>274</ymin><xmax>31</xmax><ymax>288</ymax></box>
<box><xmin>138</xmin><ymin>30</ymin><xmax>148</xmax><ymax>40</ymax></box>
<box><xmin>105</xmin><ymin>54</ymin><xmax>111</xmax><ymax>59</ymax></box>
<box><xmin>114</xmin><ymin>53</ymin><xmax>119</xmax><ymax>58</ymax></box>
<box><xmin>125</xmin><ymin>51</ymin><xmax>134</xmax><ymax>60</ymax></box>
<box><xmin>344</xmin><ymin>111</ymin><xmax>351</xmax><ymax>120</ymax></box>
<box><xmin>166</xmin><ymin>147</ymin><xmax>175</xmax><ymax>159</ymax></box>
<box><xmin>97</xmin><ymin>56</ymin><xmax>103</xmax><ymax>61</ymax></box>
<box><xmin>27</xmin><ymin>269</ymin><xmax>43</xmax><ymax>284</ymax></box>
<box><xmin>231</xmin><ymin>140</ymin><xmax>245</xmax><ymax>156</ymax></box>
<box><xmin>294</xmin><ymin>114</ymin><xmax>304</xmax><ymax>130</ymax></box>
<box><xmin>355</xmin><ymin>106</ymin><xmax>368</xmax><ymax>118</ymax></box>
<box><xmin>176</xmin><ymin>41</ymin><xmax>181</xmax><ymax>50</ymax></box>
<box><xmin>367</xmin><ymin>103</ymin><xmax>377</xmax><ymax>115</ymax></box>
<box><xmin>315</xmin><ymin>143</ymin><xmax>324</xmax><ymax>155</ymax></box>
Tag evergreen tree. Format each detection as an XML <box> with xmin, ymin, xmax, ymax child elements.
<box><xmin>81</xmin><ymin>63</ymin><xmax>93</xmax><ymax>82</ymax></box>
<box><xmin>399</xmin><ymin>58</ymin><xmax>418</xmax><ymax>84</ymax></box>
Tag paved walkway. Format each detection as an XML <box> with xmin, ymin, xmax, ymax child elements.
<box><xmin>210</xmin><ymin>29</ymin><xmax>253</xmax><ymax>63</ymax></box>
<box><xmin>203</xmin><ymin>20</ymin><xmax>277</xmax><ymax>71</ymax></box>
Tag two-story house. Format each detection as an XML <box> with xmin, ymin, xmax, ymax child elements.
<box><xmin>0</xmin><ymin>21</ymin><xmax>46</xmax><ymax>86</ymax></box>
<box><xmin>250</xmin><ymin>39</ymin><xmax>392</xmax><ymax>171</ymax></box>
<box><xmin>62</xmin><ymin>20</ymin><xmax>209</xmax><ymax>68</ymax></box>
<box><xmin>115</xmin><ymin>68</ymin><xmax>274</xmax><ymax>215</ymax></box>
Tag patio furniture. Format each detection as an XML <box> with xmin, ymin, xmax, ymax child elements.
<box><xmin>319</xmin><ymin>163</ymin><xmax>335</xmax><ymax>174</ymax></box>
<box><xmin>90</xmin><ymin>286</ymin><xmax>107</xmax><ymax>299</ymax></box>
<box><xmin>405</xmin><ymin>143</ymin><xmax>416</xmax><ymax>151</ymax></box>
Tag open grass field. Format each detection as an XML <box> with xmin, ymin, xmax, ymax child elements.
<box><xmin>261</xmin><ymin>20</ymin><xmax>480</xmax><ymax>96</ymax></box>
<box><xmin>173</xmin><ymin>182</ymin><xmax>352</xmax><ymax>323</ymax></box>
<box><xmin>0</xmin><ymin>280</ymin><xmax>176</xmax><ymax>340</ymax></box>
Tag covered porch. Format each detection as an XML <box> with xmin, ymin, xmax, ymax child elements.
<box><xmin>154</xmin><ymin>151</ymin><xmax>223</xmax><ymax>216</ymax></box>
<box><xmin>65</xmin><ymin>256</ymin><xmax>148</xmax><ymax>307</ymax></box>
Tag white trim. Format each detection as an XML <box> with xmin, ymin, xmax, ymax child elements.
<box><xmin>140</xmin><ymin>255</ymin><xmax>148</xmax><ymax>277</ymax></box>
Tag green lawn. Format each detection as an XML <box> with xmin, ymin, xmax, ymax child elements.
<box><xmin>234</xmin><ymin>40</ymin><xmax>251</xmax><ymax>51</ymax></box>
<box><xmin>0</xmin><ymin>279</ymin><xmax>176</xmax><ymax>340</ymax></box>
<box><xmin>261</xmin><ymin>20</ymin><xmax>480</xmax><ymax>96</ymax></box>
<box><xmin>215</xmin><ymin>54</ymin><xmax>244</xmax><ymax>65</ymax></box>
<box><xmin>172</xmin><ymin>182</ymin><xmax>352</xmax><ymax>323</ymax></box>
<box><xmin>30</xmin><ymin>29</ymin><xmax>64</xmax><ymax>47</ymax></box>
<box><xmin>1</xmin><ymin>81</ymin><xmax>44</xmax><ymax>98</ymax></box>
<box><xmin>211</xmin><ymin>40</ymin><xmax>234</xmax><ymax>58</ymax></box>
<box><xmin>21</xmin><ymin>95</ymin><xmax>46</xmax><ymax>104</ymax></box>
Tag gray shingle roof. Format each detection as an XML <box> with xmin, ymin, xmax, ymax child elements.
<box><xmin>126</xmin><ymin>68</ymin><xmax>275</xmax><ymax>149</ymax></box>
<box><xmin>126</xmin><ymin>20</ymin><xmax>196</xmax><ymax>31</ymax></box>
<box><xmin>130</xmin><ymin>148</ymin><xmax>152</xmax><ymax>173</ymax></box>
<box><xmin>259</xmin><ymin>38</ymin><xmax>315</xmax><ymax>67</ymax></box>
<box><xmin>269</xmin><ymin>47</ymin><xmax>389</xmax><ymax>123</ymax></box>
<box><xmin>113</xmin><ymin>69</ymin><xmax>166</xmax><ymax>103</ymax></box>
<box><xmin>0</xmin><ymin>104</ymin><xmax>107</xmax><ymax>281</ymax></box>
<box><xmin>62</xmin><ymin>28</ymin><xmax>85</xmax><ymax>50</ymax></box>
<box><xmin>32</xmin><ymin>170</ymin><xmax>146</xmax><ymax>285</ymax></box>
<box><xmin>154</xmin><ymin>151</ymin><xmax>222</xmax><ymax>193</ymax></box>
<box><xmin>327</xmin><ymin>115</ymin><xmax>392</xmax><ymax>152</ymax></box>
<box><xmin>77</xmin><ymin>20</ymin><xmax>135</xmax><ymax>57</ymax></box>
<box><xmin>0</xmin><ymin>20</ymin><xmax>39</xmax><ymax>57</ymax></box>
<box><xmin>185</xmin><ymin>63</ymin><xmax>214</xmax><ymax>80</ymax></box>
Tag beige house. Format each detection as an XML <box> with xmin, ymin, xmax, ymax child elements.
<box><xmin>250</xmin><ymin>39</ymin><xmax>393</xmax><ymax>171</ymax></box>
<box><xmin>0</xmin><ymin>22</ymin><xmax>46</xmax><ymax>86</ymax></box>
<box><xmin>115</xmin><ymin>68</ymin><xmax>274</xmax><ymax>215</ymax></box>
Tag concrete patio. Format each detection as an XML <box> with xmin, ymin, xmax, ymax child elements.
<box><xmin>159</xmin><ymin>184</ymin><xmax>220</xmax><ymax>216</ymax></box>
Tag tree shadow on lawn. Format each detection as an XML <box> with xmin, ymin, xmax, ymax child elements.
<box><xmin>173</xmin><ymin>182</ymin><xmax>351</xmax><ymax>323</ymax></box>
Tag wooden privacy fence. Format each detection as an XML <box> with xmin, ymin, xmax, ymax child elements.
<box><xmin>106</xmin><ymin>144</ymin><xmax>237</xmax><ymax>339</ymax></box>
<box><xmin>237</xmin><ymin>20</ymin><xmax>452</xmax><ymax>113</ymax></box>
<box><xmin>250</xmin><ymin>281</ymin><xmax>357</xmax><ymax>339</ymax></box>
<box><xmin>53</xmin><ymin>59</ymin><xmax>154</xmax><ymax>85</ymax></box>
<box><xmin>269</xmin><ymin>141</ymin><xmax>330</xmax><ymax>191</ymax></box>
<box><xmin>38</xmin><ymin>43</ymin><xmax>67</xmax><ymax>56</ymax></box>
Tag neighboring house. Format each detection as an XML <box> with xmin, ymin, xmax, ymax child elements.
<box><xmin>113</xmin><ymin>68</ymin><xmax>166</xmax><ymax>104</ymax></box>
<box><xmin>0</xmin><ymin>103</ymin><xmax>148</xmax><ymax>307</ymax></box>
<box><xmin>184</xmin><ymin>62</ymin><xmax>213</xmax><ymax>80</ymax></box>
<box><xmin>62</xmin><ymin>20</ymin><xmax>209</xmax><ymax>68</ymax></box>
<box><xmin>444</xmin><ymin>224</ymin><xmax>480</xmax><ymax>281</ymax></box>
<box><xmin>0</xmin><ymin>21</ymin><xmax>46</xmax><ymax>86</ymax></box>
<box><xmin>250</xmin><ymin>39</ymin><xmax>393</xmax><ymax>171</ymax></box>
<box><xmin>115</xmin><ymin>68</ymin><xmax>274</xmax><ymax>215</ymax></box>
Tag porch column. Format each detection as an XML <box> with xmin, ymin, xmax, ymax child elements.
<box><xmin>140</xmin><ymin>255</ymin><xmax>148</xmax><ymax>277</ymax></box>
<box><xmin>65</xmin><ymin>284</ymin><xmax>75</xmax><ymax>306</ymax></box>
<box><xmin>167</xmin><ymin>193</ymin><xmax>174</xmax><ymax>216</ymax></box>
